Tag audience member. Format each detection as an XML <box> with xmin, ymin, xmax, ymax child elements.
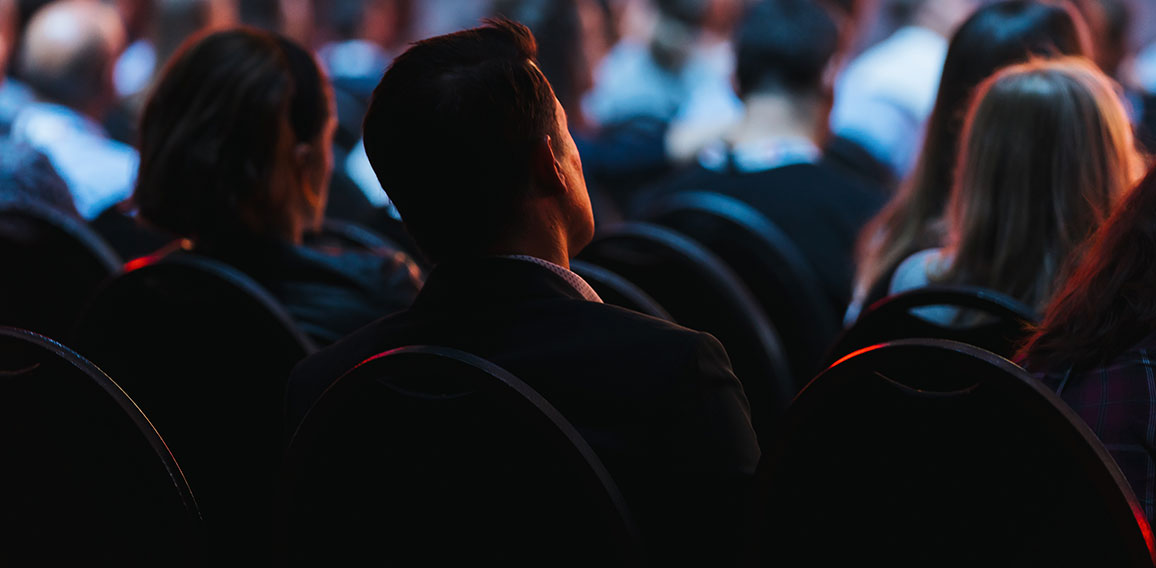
<box><xmin>316</xmin><ymin>0</ymin><xmax>411</xmax><ymax>103</ymax></box>
<box><xmin>887</xmin><ymin>57</ymin><xmax>1143</xmax><ymax>321</ymax></box>
<box><xmin>492</xmin><ymin>0</ymin><xmax>638</xmax><ymax>223</ymax></box>
<box><xmin>1088</xmin><ymin>0</ymin><xmax>1156</xmax><ymax>155</ymax></box>
<box><xmin>0</xmin><ymin>0</ymin><xmax>52</xmax><ymax>131</ymax></box>
<box><xmin>286</xmin><ymin>19</ymin><xmax>759</xmax><ymax>566</ymax></box>
<box><xmin>583</xmin><ymin>0</ymin><xmax>739</xmax><ymax>126</ymax></box>
<box><xmin>9</xmin><ymin>0</ymin><xmax>136</xmax><ymax>220</ymax></box>
<box><xmin>582</xmin><ymin>0</ymin><xmax>744</xmax><ymax>189</ymax></box>
<box><xmin>110</xmin><ymin>0</ymin><xmax>157</xmax><ymax>98</ymax></box>
<box><xmin>828</xmin><ymin>0</ymin><xmax>976</xmax><ymax>178</ymax></box>
<box><xmin>1017</xmin><ymin>165</ymin><xmax>1156</xmax><ymax>525</ymax></box>
<box><xmin>635</xmin><ymin>0</ymin><xmax>886</xmax><ymax>317</ymax></box>
<box><xmin>238</xmin><ymin>0</ymin><xmax>279</xmax><ymax>31</ymax></box>
<box><xmin>0</xmin><ymin>0</ymin><xmax>76</xmax><ymax>217</ymax></box>
<box><xmin>132</xmin><ymin>28</ymin><xmax>422</xmax><ymax>346</ymax></box>
<box><xmin>105</xmin><ymin>0</ymin><xmax>239</xmax><ymax>145</ymax></box>
<box><xmin>847</xmin><ymin>0</ymin><xmax>1092</xmax><ymax>324</ymax></box>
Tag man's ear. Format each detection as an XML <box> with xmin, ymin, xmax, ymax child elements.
<box><xmin>531</xmin><ymin>135</ymin><xmax>567</xmax><ymax>197</ymax></box>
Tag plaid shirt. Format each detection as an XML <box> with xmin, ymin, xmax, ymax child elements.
<box><xmin>1031</xmin><ymin>335</ymin><xmax>1156</xmax><ymax>524</ymax></box>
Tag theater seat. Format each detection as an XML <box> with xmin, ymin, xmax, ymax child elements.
<box><xmin>639</xmin><ymin>190</ymin><xmax>841</xmax><ymax>386</ymax></box>
<box><xmin>750</xmin><ymin>339</ymin><xmax>1155</xmax><ymax>566</ymax></box>
<box><xmin>0</xmin><ymin>200</ymin><xmax>121</xmax><ymax>339</ymax></box>
<box><xmin>277</xmin><ymin>345</ymin><xmax>644</xmax><ymax>567</ymax></box>
<box><xmin>826</xmin><ymin>284</ymin><xmax>1039</xmax><ymax>366</ymax></box>
<box><xmin>0</xmin><ymin>326</ymin><xmax>204</xmax><ymax>566</ymax></box>
<box><xmin>577</xmin><ymin>221</ymin><xmax>793</xmax><ymax>452</ymax></box>
<box><xmin>71</xmin><ymin>252</ymin><xmax>315</xmax><ymax>564</ymax></box>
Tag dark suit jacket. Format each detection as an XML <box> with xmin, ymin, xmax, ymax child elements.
<box><xmin>286</xmin><ymin>257</ymin><xmax>761</xmax><ymax>565</ymax></box>
<box><xmin>196</xmin><ymin>236</ymin><xmax>421</xmax><ymax>346</ymax></box>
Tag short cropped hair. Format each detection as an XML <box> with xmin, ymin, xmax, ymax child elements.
<box><xmin>362</xmin><ymin>18</ymin><xmax>559</xmax><ymax>263</ymax></box>
<box><xmin>18</xmin><ymin>1</ymin><xmax>122</xmax><ymax>109</ymax></box>
<box><xmin>734</xmin><ymin>0</ymin><xmax>841</xmax><ymax>97</ymax></box>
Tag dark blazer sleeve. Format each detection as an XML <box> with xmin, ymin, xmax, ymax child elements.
<box><xmin>641</xmin><ymin>330</ymin><xmax>761</xmax><ymax>566</ymax></box>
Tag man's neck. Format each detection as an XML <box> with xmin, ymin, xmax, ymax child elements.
<box><xmin>727</xmin><ymin>92</ymin><xmax>823</xmax><ymax>147</ymax></box>
<box><xmin>489</xmin><ymin>235</ymin><xmax>571</xmax><ymax>270</ymax></box>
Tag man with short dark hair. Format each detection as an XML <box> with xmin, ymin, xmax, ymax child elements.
<box><xmin>286</xmin><ymin>18</ymin><xmax>760</xmax><ymax>565</ymax></box>
<box><xmin>639</xmin><ymin>0</ymin><xmax>885</xmax><ymax>326</ymax></box>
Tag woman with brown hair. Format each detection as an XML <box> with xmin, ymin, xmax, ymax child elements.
<box><xmin>133</xmin><ymin>27</ymin><xmax>422</xmax><ymax>345</ymax></box>
<box><xmin>1018</xmin><ymin>166</ymin><xmax>1156</xmax><ymax>524</ymax></box>
<box><xmin>845</xmin><ymin>0</ymin><xmax>1091</xmax><ymax>323</ymax></box>
<box><xmin>887</xmin><ymin>56</ymin><xmax>1143</xmax><ymax>319</ymax></box>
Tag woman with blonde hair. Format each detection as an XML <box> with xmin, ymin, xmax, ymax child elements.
<box><xmin>887</xmin><ymin>56</ymin><xmax>1144</xmax><ymax>319</ymax></box>
<box><xmin>845</xmin><ymin>0</ymin><xmax>1091</xmax><ymax>323</ymax></box>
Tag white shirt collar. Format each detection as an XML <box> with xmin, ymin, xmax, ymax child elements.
<box><xmin>698</xmin><ymin>136</ymin><xmax>820</xmax><ymax>174</ymax></box>
<box><xmin>500</xmin><ymin>255</ymin><xmax>603</xmax><ymax>303</ymax></box>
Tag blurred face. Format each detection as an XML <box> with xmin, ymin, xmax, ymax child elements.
<box><xmin>551</xmin><ymin>96</ymin><xmax>595</xmax><ymax>252</ymax></box>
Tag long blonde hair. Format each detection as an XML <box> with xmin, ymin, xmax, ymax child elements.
<box><xmin>850</xmin><ymin>1</ymin><xmax>1091</xmax><ymax>304</ymax></box>
<box><xmin>937</xmin><ymin>56</ymin><xmax>1143</xmax><ymax>312</ymax></box>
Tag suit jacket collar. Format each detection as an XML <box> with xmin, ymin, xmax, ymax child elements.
<box><xmin>411</xmin><ymin>257</ymin><xmax>587</xmax><ymax>312</ymax></box>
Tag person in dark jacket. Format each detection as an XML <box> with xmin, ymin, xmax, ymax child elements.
<box><xmin>286</xmin><ymin>18</ymin><xmax>760</xmax><ymax>566</ymax></box>
<box><xmin>132</xmin><ymin>28</ymin><xmax>422</xmax><ymax>346</ymax></box>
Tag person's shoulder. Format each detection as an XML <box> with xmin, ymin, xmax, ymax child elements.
<box><xmin>890</xmin><ymin>247</ymin><xmax>947</xmax><ymax>295</ymax></box>
<box><xmin>560</xmin><ymin>300</ymin><xmax>730</xmax><ymax>362</ymax></box>
<box><xmin>298</xmin><ymin>241</ymin><xmax>422</xmax><ymax>284</ymax></box>
<box><xmin>628</xmin><ymin>161</ymin><xmax>721</xmax><ymax>216</ymax></box>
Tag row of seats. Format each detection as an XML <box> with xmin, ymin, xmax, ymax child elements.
<box><xmin>2</xmin><ymin>327</ymin><xmax>1151</xmax><ymax>566</ymax></box>
<box><xmin>0</xmin><ymin>193</ymin><xmax>1111</xmax><ymax>565</ymax></box>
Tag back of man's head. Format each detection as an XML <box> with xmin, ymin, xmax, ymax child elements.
<box><xmin>735</xmin><ymin>0</ymin><xmax>841</xmax><ymax>98</ymax></box>
<box><xmin>362</xmin><ymin>18</ymin><xmax>560</xmax><ymax>264</ymax></box>
<box><xmin>18</xmin><ymin>0</ymin><xmax>124</xmax><ymax>113</ymax></box>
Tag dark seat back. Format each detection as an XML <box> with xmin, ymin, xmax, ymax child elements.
<box><xmin>827</xmin><ymin>284</ymin><xmax>1039</xmax><ymax>365</ymax></box>
<box><xmin>0</xmin><ymin>201</ymin><xmax>121</xmax><ymax>338</ymax></box>
<box><xmin>577</xmin><ymin>221</ymin><xmax>793</xmax><ymax>450</ymax></box>
<box><xmin>307</xmin><ymin>217</ymin><xmax>405</xmax><ymax>254</ymax></box>
<box><xmin>751</xmin><ymin>339</ymin><xmax>1156</xmax><ymax>566</ymax></box>
<box><xmin>70</xmin><ymin>252</ymin><xmax>314</xmax><ymax>563</ymax></box>
<box><xmin>0</xmin><ymin>327</ymin><xmax>204</xmax><ymax>566</ymax></box>
<box><xmin>640</xmin><ymin>190</ymin><xmax>840</xmax><ymax>384</ymax></box>
<box><xmin>570</xmin><ymin>259</ymin><xmax>673</xmax><ymax>321</ymax></box>
<box><xmin>277</xmin><ymin>345</ymin><xmax>644</xmax><ymax>567</ymax></box>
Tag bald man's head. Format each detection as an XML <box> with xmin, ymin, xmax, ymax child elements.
<box><xmin>19</xmin><ymin>0</ymin><xmax>125</xmax><ymax>114</ymax></box>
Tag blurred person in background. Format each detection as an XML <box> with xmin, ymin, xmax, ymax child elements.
<box><xmin>109</xmin><ymin>0</ymin><xmax>156</xmax><ymax>99</ymax></box>
<box><xmin>0</xmin><ymin>0</ymin><xmax>77</xmax><ymax>217</ymax></box>
<box><xmin>132</xmin><ymin>28</ymin><xmax>422</xmax><ymax>346</ymax></box>
<box><xmin>827</xmin><ymin>0</ymin><xmax>977</xmax><ymax>181</ymax></box>
<box><xmin>10</xmin><ymin>0</ymin><xmax>136</xmax><ymax>220</ymax></box>
<box><xmin>575</xmin><ymin>0</ymin><xmax>745</xmax><ymax>204</ymax></box>
<box><xmin>0</xmin><ymin>0</ymin><xmax>54</xmax><ymax>130</ymax></box>
<box><xmin>1082</xmin><ymin>0</ymin><xmax>1156</xmax><ymax>156</ymax></box>
<box><xmin>316</xmin><ymin>0</ymin><xmax>412</xmax><ymax>104</ymax></box>
<box><xmin>637</xmin><ymin>0</ymin><xmax>885</xmax><ymax>319</ymax></box>
<box><xmin>886</xmin><ymin>57</ymin><xmax>1143</xmax><ymax>321</ymax></box>
<box><xmin>846</xmin><ymin>0</ymin><xmax>1092</xmax><ymax>324</ymax></box>
<box><xmin>583</xmin><ymin>0</ymin><xmax>742</xmax><ymax>127</ymax></box>
<box><xmin>104</xmin><ymin>0</ymin><xmax>238</xmax><ymax>145</ymax></box>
